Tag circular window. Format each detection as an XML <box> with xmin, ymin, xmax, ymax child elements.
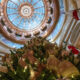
<box><xmin>0</xmin><ymin>0</ymin><xmax>59</xmax><ymax>44</ymax></box>
<box><xmin>6</xmin><ymin>0</ymin><xmax>45</xmax><ymax>31</ymax></box>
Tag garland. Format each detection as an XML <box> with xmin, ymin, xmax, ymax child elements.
<box><xmin>0</xmin><ymin>37</ymin><xmax>80</xmax><ymax>80</ymax></box>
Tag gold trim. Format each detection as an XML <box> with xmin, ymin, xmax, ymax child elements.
<box><xmin>63</xmin><ymin>0</ymin><xmax>78</xmax><ymax>12</ymax></box>
<box><xmin>70</xmin><ymin>0</ymin><xmax>78</xmax><ymax>9</ymax></box>
<box><xmin>60</xmin><ymin>17</ymin><xmax>73</xmax><ymax>45</ymax></box>
<box><xmin>66</xmin><ymin>20</ymin><xmax>77</xmax><ymax>42</ymax></box>
<box><xmin>43</xmin><ymin>0</ymin><xmax>60</xmax><ymax>38</ymax></box>
<box><xmin>52</xmin><ymin>15</ymin><xmax>67</xmax><ymax>42</ymax></box>
<box><xmin>70</xmin><ymin>23</ymin><xmax>80</xmax><ymax>44</ymax></box>
<box><xmin>0</xmin><ymin>40</ymin><xmax>14</xmax><ymax>49</ymax></box>
<box><xmin>63</xmin><ymin>0</ymin><xmax>68</xmax><ymax>12</ymax></box>
<box><xmin>0</xmin><ymin>52</ymin><xmax>8</xmax><ymax>55</ymax></box>
<box><xmin>74</xmin><ymin>35</ymin><xmax>80</xmax><ymax>49</ymax></box>
<box><xmin>19</xmin><ymin>3</ymin><xmax>34</xmax><ymax>19</ymax></box>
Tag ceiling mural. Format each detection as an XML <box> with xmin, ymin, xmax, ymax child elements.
<box><xmin>0</xmin><ymin>0</ymin><xmax>65</xmax><ymax>48</ymax></box>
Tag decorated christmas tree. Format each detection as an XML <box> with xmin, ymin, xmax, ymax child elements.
<box><xmin>0</xmin><ymin>37</ymin><xmax>80</xmax><ymax>80</ymax></box>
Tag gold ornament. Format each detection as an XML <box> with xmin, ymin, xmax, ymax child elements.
<box><xmin>58</xmin><ymin>60</ymin><xmax>79</xmax><ymax>78</ymax></box>
<box><xmin>47</xmin><ymin>55</ymin><xmax>60</xmax><ymax>71</ymax></box>
<box><xmin>30</xmin><ymin>70</ymin><xmax>35</xmax><ymax>78</ymax></box>
<box><xmin>0</xmin><ymin>74</ymin><xmax>2</xmax><ymax>77</ymax></box>
<box><xmin>61</xmin><ymin>50</ymin><xmax>69</xmax><ymax>56</ymax></box>
<box><xmin>30</xmin><ymin>67</ymin><xmax>36</xmax><ymax>80</ymax></box>
<box><xmin>23</xmin><ymin>66</ymin><xmax>28</xmax><ymax>72</ymax></box>
<box><xmin>0</xmin><ymin>66</ymin><xmax>8</xmax><ymax>73</ymax></box>
<box><xmin>19</xmin><ymin>57</ymin><xmax>26</xmax><ymax>68</ymax></box>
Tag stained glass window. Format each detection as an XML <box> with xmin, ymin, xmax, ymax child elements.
<box><xmin>0</xmin><ymin>0</ymin><xmax>64</xmax><ymax>48</ymax></box>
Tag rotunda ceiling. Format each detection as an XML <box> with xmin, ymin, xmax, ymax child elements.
<box><xmin>0</xmin><ymin>0</ymin><xmax>60</xmax><ymax>44</ymax></box>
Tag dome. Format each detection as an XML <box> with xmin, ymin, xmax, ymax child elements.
<box><xmin>0</xmin><ymin>0</ymin><xmax>80</xmax><ymax>49</ymax></box>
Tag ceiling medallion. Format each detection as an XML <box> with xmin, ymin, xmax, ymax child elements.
<box><xmin>0</xmin><ymin>0</ymin><xmax>59</xmax><ymax>44</ymax></box>
<box><xmin>19</xmin><ymin>3</ymin><xmax>34</xmax><ymax>18</ymax></box>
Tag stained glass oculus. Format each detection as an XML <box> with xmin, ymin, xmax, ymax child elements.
<box><xmin>0</xmin><ymin>0</ymin><xmax>59</xmax><ymax>44</ymax></box>
<box><xmin>7</xmin><ymin>0</ymin><xmax>45</xmax><ymax>31</ymax></box>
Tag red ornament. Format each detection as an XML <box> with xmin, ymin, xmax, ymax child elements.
<box><xmin>73</xmin><ymin>10</ymin><xmax>79</xmax><ymax>20</ymax></box>
<box><xmin>68</xmin><ymin>45</ymin><xmax>79</xmax><ymax>55</ymax></box>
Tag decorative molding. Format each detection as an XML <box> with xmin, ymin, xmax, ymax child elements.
<box><xmin>63</xmin><ymin>0</ymin><xmax>78</xmax><ymax>11</ymax></box>
<box><xmin>60</xmin><ymin>16</ymin><xmax>73</xmax><ymax>45</ymax></box>
<box><xmin>65</xmin><ymin>20</ymin><xmax>77</xmax><ymax>42</ymax></box>
<box><xmin>70</xmin><ymin>23</ymin><xmax>80</xmax><ymax>45</ymax></box>
<box><xmin>0</xmin><ymin>40</ymin><xmax>15</xmax><ymax>49</ymax></box>
<box><xmin>52</xmin><ymin>15</ymin><xmax>67</xmax><ymax>42</ymax></box>
<box><xmin>74</xmin><ymin>35</ymin><xmax>80</xmax><ymax>49</ymax></box>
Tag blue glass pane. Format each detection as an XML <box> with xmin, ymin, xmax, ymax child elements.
<box><xmin>34</xmin><ymin>1</ymin><xmax>44</xmax><ymax>8</ymax></box>
<box><xmin>12</xmin><ymin>16</ymin><xmax>22</xmax><ymax>27</ymax></box>
<box><xmin>7</xmin><ymin>1</ymin><xmax>18</xmax><ymax>8</ymax></box>
<box><xmin>11</xmin><ymin>0</ymin><xmax>20</xmax><ymax>5</ymax></box>
<box><xmin>19</xmin><ymin>18</ymin><xmax>25</xmax><ymax>29</ymax></box>
<box><xmin>30</xmin><ymin>0</ymin><xmax>39</xmax><ymax>5</ymax></box>
<box><xmin>34</xmin><ymin>7</ymin><xmax>45</xmax><ymax>13</ymax></box>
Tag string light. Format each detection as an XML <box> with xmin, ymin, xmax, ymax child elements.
<box><xmin>30</xmin><ymin>69</ymin><xmax>35</xmax><ymax>78</ymax></box>
<box><xmin>23</xmin><ymin>66</ymin><xmax>27</xmax><ymax>72</ymax></box>
<box><xmin>0</xmin><ymin>75</ymin><xmax>2</xmax><ymax>77</ymax></box>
